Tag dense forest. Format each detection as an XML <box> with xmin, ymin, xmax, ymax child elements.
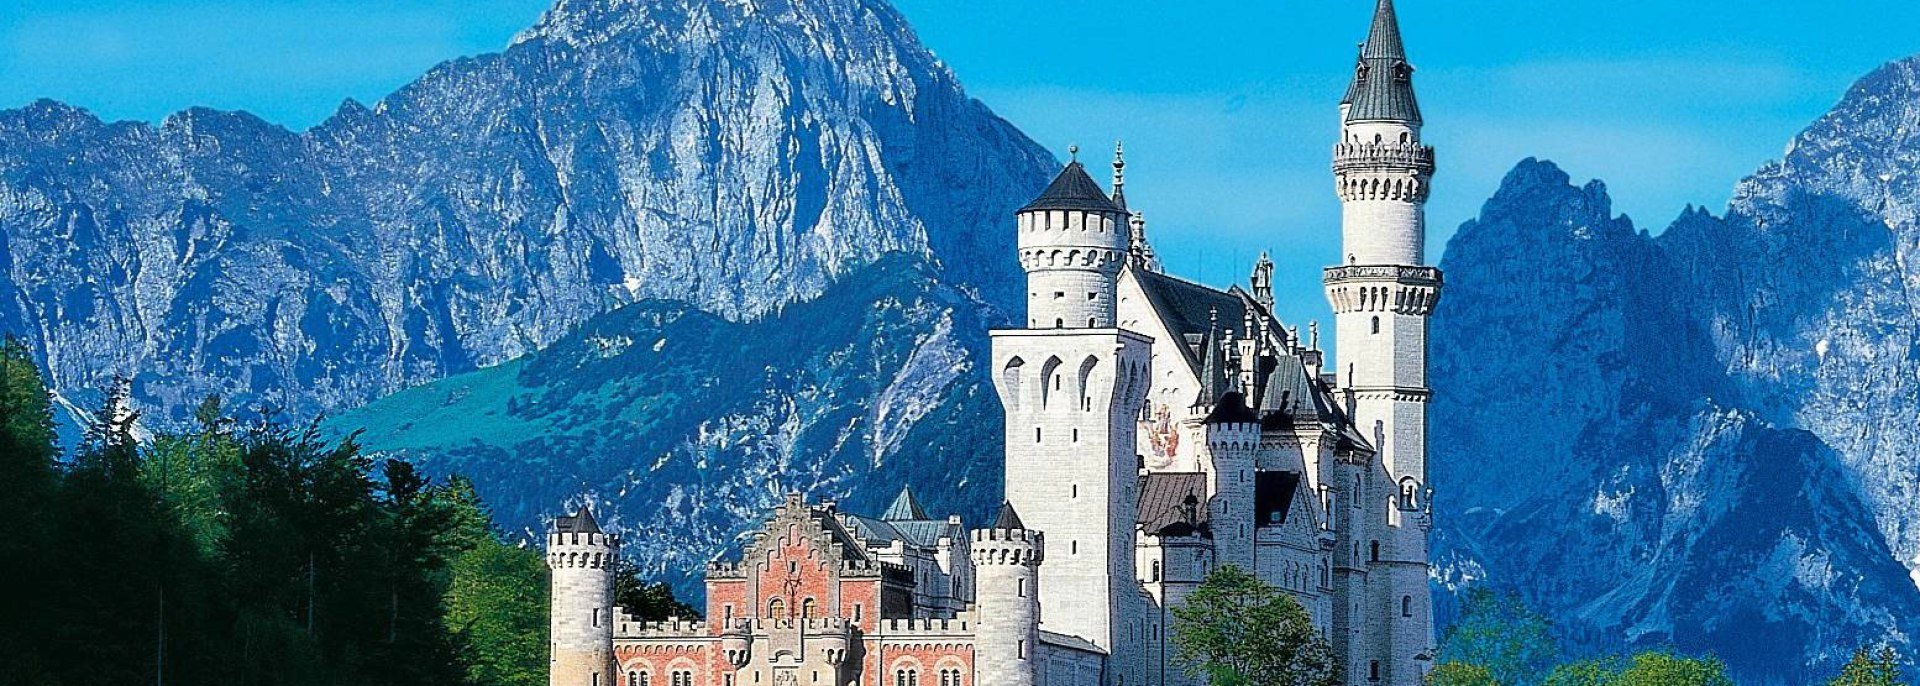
<box><xmin>0</xmin><ymin>338</ymin><xmax>690</xmax><ymax>686</ymax></box>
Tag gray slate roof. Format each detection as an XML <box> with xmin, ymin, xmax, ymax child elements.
<box><xmin>553</xmin><ymin>507</ymin><xmax>602</xmax><ymax>534</ymax></box>
<box><xmin>992</xmin><ymin>501</ymin><xmax>1026</xmax><ymax>530</ymax></box>
<box><xmin>882</xmin><ymin>487</ymin><xmax>931</xmax><ymax>521</ymax></box>
<box><xmin>1341</xmin><ymin>0</ymin><xmax>1423</xmax><ymax>124</ymax></box>
<box><xmin>1133</xmin><ymin>269</ymin><xmax>1262</xmax><ymax>376</ymax></box>
<box><xmin>1137</xmin><ymin>472</ymin><xmax>1209</xmax><ymax>537</ymax></box>
<box><xmin>1020</xmin><ymin>160</ymin><xmax>1122</xmax><ymax>213</ymax></box>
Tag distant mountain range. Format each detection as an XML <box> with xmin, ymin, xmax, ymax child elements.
<box><xmin>0</xmin><ymin>0</ymin><xmax>1050</xmax><ymax>428</ymax></box>
<box><xmin>7</xmin><ymin>0</ymin><xmax>1920</xmax><ymax>681</ymax></box>
<box><xmin>1431</xmin><ymin>58</ymin><xmax>1920</xmax><ymax>683</ymax></box>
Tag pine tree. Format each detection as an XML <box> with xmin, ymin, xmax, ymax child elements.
<box><xmin>1828</xmin><ymin>646</ymin><xmax>1903</xmax><ymax>686</ymax></box>
<box><xmin>0</xmin><ymin>336</ymin><xmax>62</xmax><ymax>683</ymax></box>
<box><xmin>1439</xmin><ymin>588</ymin><xmax>1559</xmax><ymax>686</ymax></box>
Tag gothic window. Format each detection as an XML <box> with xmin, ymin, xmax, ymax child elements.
<box><xmin>1370</xmin><ymin>541</ymin><xmax>1381</xmax><ymax>563</ymax></box>
<box><xmin>768</xmin><ymin>597</ymin><xmax>786</xmax><ymax>618</ymax></box>
<box><xmin>1371</xmin><ymin>316</ymin><xmax>1380</xmax><ymax>334</ymax></box>
<box><xmin>802</xmin><ymin>597</ymin><xmax>818</xmax><ymax>619</ymax></box>
<box><xmin>1402</xmin><ymin>595</ymin><xmax>1413</xmax><ymax>617</ymax></box>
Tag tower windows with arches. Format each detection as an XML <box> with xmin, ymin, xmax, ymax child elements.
<box><xmin>767</xmin><ymin>597</ymin><xmax>785</xmax><ymax>618</ymax></box>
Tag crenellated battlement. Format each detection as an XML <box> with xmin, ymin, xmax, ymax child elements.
<box><xmin>1323</xmin><ymin>265</ymin><xmax>1442</xmax><ymax>315</ymax></box>
<box><xmin>1332</xmin><ymin>141</ymin><xmax>1435</xmax><ymax>175</ymax></box>
<box><xmin>546</xmin><ymin>548</ymin><xmax>618</xmax><ymax>570</ymax></box>
<box><xmin>878</xmin><ymin>615</ymin><xmax>976</xmax><ymax>636</ymax></box>
<box><xmin>619</xmin><ymin>617</ymin><xmax>710</xmax><ymax>638</ymax></box>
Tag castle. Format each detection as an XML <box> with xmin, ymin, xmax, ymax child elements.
<box><xmin>546</xmin><ymin>1</ymin><xmax>1437</xmax><ymax>685</ymax></box>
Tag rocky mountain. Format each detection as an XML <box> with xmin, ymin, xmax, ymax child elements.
<box><xmin>1430</xmin><ymin>57</ymin><xmax>1920</xmax><ymax>684</ymax></box>
<box><xmin>327</xmin><ymin>255</ymin><xmax>1002</xmax><ymax>594</ymax></box>
<box><xmin>0</xmin><ymin>0</ymin><xmax>1052</xmax><ymax>427</ymax></box>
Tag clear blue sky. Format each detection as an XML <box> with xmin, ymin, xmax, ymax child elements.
<box><xmin>4</xmin><ymin>0</ymin><xmax>1917</xmax><ymax>321</ymax></box>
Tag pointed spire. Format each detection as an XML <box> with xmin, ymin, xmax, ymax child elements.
<box><xmin>1128</xmin><ymin>212</ymin><xmax>1161</xmax><ymax>272</ymax></box>
<box><xmin>882</xmin><ymin>486</ymin><xmax>931</xmax><ymax>521</ymax></box>
<box><xmin>1111</xmin><ymin>140</ymin><xmax>1128</xmax><ymax>212</ymax></box>
<box><xmin>992</xmin><ymin>501</ymin><xmax>1026</xmax><ymax>530</ymax></box>
<box><xmin>1341</xmin><ymin>0</ymin><xmax>1423</xmax><ymax>125</ymax></box>
<box><xmin>1198</xmin><ymin>309</ymin><xmax>1229</xmax><ymax>406</ymax></box>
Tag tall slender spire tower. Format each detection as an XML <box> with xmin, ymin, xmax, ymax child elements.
<box><xmin>1326</xmin><ymin>1</ymin><xmax>1437</xmax><ymax>684</ymax></box>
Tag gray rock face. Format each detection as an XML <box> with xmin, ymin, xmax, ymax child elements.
<box><xmin>0</xmin><ymin>0</ymin><xmax>1052</xmax><ymax>425</ymax></box>
<box><xmin>1431</xmin><ymin>56</ymin><xmax>1920</xmax><ymax>682</ymax></box>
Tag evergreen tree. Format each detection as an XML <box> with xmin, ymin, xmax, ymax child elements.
<box><xmin>615</xmin><ymin>557</ymin><xmax>701</xmax><ymax>621</ymax></box>
<box><xmin>441</xmin><ymin>476</ymin><xmax>550</xmax><ymax>686</ymax></box>
<box><xmin>0</xmin><ymin>336</ymin><xmax>62</xmax><ymax>684</ymax></box>
<box><xmin>1827</xmin><ymin>646</ymin><xmax>1903</xmax><ymax>686</ymax></box>
<box><xmin>1170</xmin><ymin>564</ymin><xmax>1335</xmax><ymax>686</ymax></box>
<box><xmin>1438</xmin><ymin>588</ymin><xmax>1559</xmax><ymax>686</ymax></box>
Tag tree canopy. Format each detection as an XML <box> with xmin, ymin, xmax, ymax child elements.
<box><xmin>0</xmin><ymin>342</ymin><xmax>691</xmax><ymax>686</ymax></box>
<box><xmin>1170</xmin><ymin>564</ymin><xmax>1336</xmax><ymax>686</ymax></box>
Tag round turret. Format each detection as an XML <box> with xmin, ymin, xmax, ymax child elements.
<box><xmin>970</xmin><ymin>502</ymin><xmax>1044</xmax><ymax>686</ymax></box>
<box><xmin>1017</xmin><ymin>148</ymin><xmax>1131</xmax><ymax>329</ymax></box>
<box><xmin>547</xmin><ymin>508</ymin><xmax>620</xmax><ymax>686</ymax></box>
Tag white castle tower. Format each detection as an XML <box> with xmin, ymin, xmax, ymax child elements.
<box><xmin>972</xmin><ymin>503</ymin><xmax>1044</xmax><ymax>686</ymax></box>
<box><xmin>991</xmin><ymin>148</ymin><xmax>1152</xmax><ymax>681</ymax></box>
<box><xmin>1326</xmin><ymin>0</ymin><xmax>1437</xmax><ymax>684</ymax></box>
<box><xmin>548</xmin><ymin>508</ymin><xmax>619</xmax><ymax>686</ymax></box>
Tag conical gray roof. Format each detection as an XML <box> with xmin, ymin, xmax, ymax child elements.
<box><xmin>555</xmin><ymin>507</ymin><xmax>602</xmax><ymax>534</ymax></box>
<box><xmin>1341</xmin><ymin>0</ymin><xmax>1423</xmax><ymax>125</ymax></box>
<box><xmin>882</xmin><ymin>486</ymin><xmax>931</xmax><ymax>521</ymax></box>
<box><xmin>992</xmin><ymin>501</ymin><xmax>1026</xmax><ymax>530</ymax></box>
<box><xmin>1020</xmin><ymin>160</ymin><xmax>1122</xmax><ymax>213</ymax></box>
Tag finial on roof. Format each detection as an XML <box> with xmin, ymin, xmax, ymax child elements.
<box><xmin>1068</xmin><ymin>144</ymin><xmax>1079</xmax><ymax>161</ymax></box>
<box><xmin>1310</xmin><ymin>321</ymin><xmax>1320</xmax><ymax>351</ymax></box>
<box><xmin>1110</xmin><ymin>139</ymin><xmax>1128</xmax><ymax>212</ymax></box>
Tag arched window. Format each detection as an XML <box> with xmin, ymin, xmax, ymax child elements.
<box><xmin>1370</xmin><ymin>661</ymin><xmax>1381</xmax><ymax>681</ymax></box>
<box><xmin>767</xmin><ymin>597</ymin><xmax>785</xmax><ymax>618</ymax></box>
<box><xmin>1088</xmin><ymin>318</ymin><xmax>1097</xmax><ymax>327</ymax></box>
<box><xmin>802</xmin><ymin>597</ymin><xmax>818</xmax><ymax>619</ymax></box>
<box><xmin>630</xmin><ymin>672</ymin><xmax>641</xmax><ymax>686</ymax></box>
<box><xmin>1055</xmin><ymin>318</ymin><xmax>1064</xmax><ymax>328</ymax></box>
<box><xmin>1371</xmin><ymin>316</ymin><xmax>1380</xmax><ymax>334</ymax></box>
<box><xmin>1370</xmin><ymin>541</ymin><xmax>1381</xmax><ymax>563</ymax></box>
<box><xmin>1151</xmin><ymin>560</ymin><xmax>1162</xmax><ymax>582</ymax></box>
<box><xmin>1402</xmin><ymin>595</ymin><xmax>1413</xmax><ymax>617</ymax></box>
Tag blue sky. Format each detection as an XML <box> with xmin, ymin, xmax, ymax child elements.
<box><xmin>4</xmin><ymin>0</ymin><xmax>1917</xmax><ymax>321</ymax></box>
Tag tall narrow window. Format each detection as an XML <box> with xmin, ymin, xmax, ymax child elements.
<box><xmin>1017</xmin><ymin>578</ymin><xmax>1027</xmax><ymax>597</ymax></box>
<box><xmin>1371</xmin><ymin>316</ymin><xmax>1380</xmax><ymax>334</ymax></box>
<box><xmin>1370</xmin><ymin>541</ymin><xmax>1381</xmax><ymax>563</ymax></box>
<box><xmin>630</xmin><ymin>672</ymin><xmax>640</xmax><ymax>686</ymax></box>
<box><xmin>802</xmin><ymin>597</ymin><xmax>818</xmax><ymax>619</ymax></box>
<box><xmin>1402</xmin><ymin>595</ymin><xmax>1413</xmax><ymax>617</ymax></box>
<box><xmin>1370</xmin><ymin>661</ymin><xmax>1381</xmax><ymax>682</ymax></box>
